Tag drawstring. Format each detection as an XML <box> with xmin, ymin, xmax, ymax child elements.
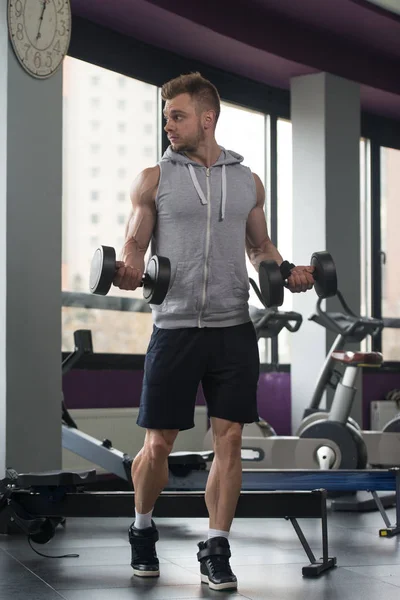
<box><xmin>188</xmin><ymin>164</ymin><xmax>207</xmax><ymax>205</ymax></box>
<box><xmin>221</xmin><ymin>165</ymin><xmax>226</xmax><ymax>221</ymax></box>
<box><xmin>187</xmin><ymin>164</ymin><xmax>227</xmax><ymax>221</ymax></box>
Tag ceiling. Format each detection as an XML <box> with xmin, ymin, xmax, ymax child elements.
<box><xmin>70</xmin><ymin>0</ymin><xmax>400</xmax><ymax>121</ymax></box>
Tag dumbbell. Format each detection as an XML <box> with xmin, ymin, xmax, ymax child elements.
<box><xmin>259</xmin><ymin>251</ymin><xmax>337</xmax><ymax>307</ymax></box>
<box><xmin>89</xmin><ymin>246</ymin><xmax>171</xmax><ymax>305</ymax></box>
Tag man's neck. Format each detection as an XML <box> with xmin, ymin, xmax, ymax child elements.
<box><xmin>184</xmin><ymin>141</ymin><xmax>221</xmax><ymax>168</ymax></box>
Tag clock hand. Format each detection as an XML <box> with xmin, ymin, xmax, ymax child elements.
<box><xmin>36</xmin><ymin>0</ymin><xmax>48</xmax><ymax>42</ymax></box>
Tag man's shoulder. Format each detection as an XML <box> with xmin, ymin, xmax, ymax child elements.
<box><xmin>140</xmin><ymin>165</ymin><xmax>161</xmax><ymax>182</ymax></box>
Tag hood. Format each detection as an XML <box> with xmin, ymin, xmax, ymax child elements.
<box><xmin>161</xmin><ymin>146</ymin><xmax>245</xmax><ymax>220</ymax></box>
<box><xmin>161</xmin><ymin>145</ymin><xmax>244</xmax><ymax>167</ymax></box>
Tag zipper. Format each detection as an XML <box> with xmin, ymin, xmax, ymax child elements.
<box><xmin>198</xmin><ymin>167</ymin><xmax>211</xmax><ymax>328</ymax></box>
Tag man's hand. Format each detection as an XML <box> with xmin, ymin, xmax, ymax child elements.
<box><xmin>286</xmin><ymin>266</ymin><xmax>315</xmax><ymax>293</ymax></box>
<box><xmin>113</xmin><ymin>261</ymin><xmax>143</xmax><ymax>291</ymax></box>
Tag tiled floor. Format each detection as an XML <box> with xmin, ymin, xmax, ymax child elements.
<box><xmin>1</xmin><ymin>509</ymin><xmax>400</xmax><ymax>599</ymax></box>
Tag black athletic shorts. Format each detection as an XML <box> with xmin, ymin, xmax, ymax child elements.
<box><xmin>137</xmin><ymin>321</ymin><xmax>260</xmax><ymax>430</ymax></box>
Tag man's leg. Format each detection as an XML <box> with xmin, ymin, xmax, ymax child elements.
<box><xmin>197</xmin><ymin>322</ymin><xmax>259</xmax><ymax>591</ymax></box>
<box><xmin>196</xmin><ymin>418</ymin><xmax>242</xmax><ymax>591</ymax></box>
<box><xmin>132</xmin><ymin>428</ymin><xmax>179</xmax><ymax>514</ymax></box>
<box><xmin>205</xmin><ymin>417</ymin><xmax>243</xmax><ymax>532</ymax></box>
<box><xmin>129</xmin><ymin>428</ymin><xmax>178</xmax><ymax>577</ymax></box>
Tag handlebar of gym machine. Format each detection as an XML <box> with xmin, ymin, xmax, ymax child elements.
<box><xmin>249</xmin><ymin>277</ymin><xmax>303</xmax><ymax>336</ymax></box>
<box><xmin>311</xmin><ymin>289</ymin><xmax>383</xmax><ymax>340</ymax></box>
<box><xmin>62</xmin><ymin>330</ymin><xmax>94</xmax><ymax>376</ymax></box>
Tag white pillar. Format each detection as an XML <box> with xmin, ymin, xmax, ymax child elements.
<box><xmin>290</xmin><ymin>73</ymin><xmax>361</xmax><ymax>433</ymax></box>
<box><xmin>0</xmin><ymin>5</ymin><xmax>62</xmax><ymax>476</ymax></box>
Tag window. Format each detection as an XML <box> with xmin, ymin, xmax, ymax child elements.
<box><xmin>62</xmin><ymin>57</ymin><xmax>159</xmax><ymax>353</ymax></box>
<box><xmin>380</xmin><ymin>146</ymin><xmax>400</xmax><ymax>360</ymax></box>
<box><xmin>144</xmin><ymin>123</ymin><xmax>153</xmax><ymax>135</ymax></box>
<box><xmin>360</xmin><ymin>139</ymin><xmax>372</xmax><ymax>325</ymax></box>
<box><xmin>118</xmin><ymin>122</ymin><xmax>126</xmax><ymax>133</ymax></box>
<box><xmin>118</xmin><ymin>145</ymin><xmax>127</xmax><ymax>156</ymax></box>
<box><xmin>276</xmin><ymin>119</ymin><xmax>293</xmax><ymax>363</ymax></box>
<box><xmin>143</xmin><ymin>146</ymin><xmax>154</xmax><ymax>157</ymax></box>
<box><xmin>91</xmin><ymin>120</ymin><xmax>100</xmax><ymax>131</ymax></box>
<box><xmin>216</xmin><ymin>101</ymin><xmax>269</xmax><ymax>362</ymax></box>
<box><xmin>144</xmin><ymin>100</ymin><xmax>153</xmax><ymax>113</ymax></box>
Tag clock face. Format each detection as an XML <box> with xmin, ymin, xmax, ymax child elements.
<box><xmin>8</xmin><ymin>0</ymin><xmax>72</xmax><ymax>79</ymax></box>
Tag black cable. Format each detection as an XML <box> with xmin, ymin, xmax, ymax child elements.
<box><xmin>27</xmin><ymin>536</ymin><xmax>79</xmax><ymax>559</ymax></box>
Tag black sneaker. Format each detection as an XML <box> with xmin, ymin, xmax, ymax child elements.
<box><xmin>197</xmin><ymin>537</ymin><xmax>237</xmax><ymax>591</ymax></box>
<box><xmin>128</xmin><ymin>520</ymin><xmax>159</xmax><ymax>577</ymax></box>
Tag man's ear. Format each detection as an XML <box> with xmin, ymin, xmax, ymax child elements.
<box><xmin>203</xmin><ymin>110</ymin><xmax>216</xmax><ymax>130</ymax></box>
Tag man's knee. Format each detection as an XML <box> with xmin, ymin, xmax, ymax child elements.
<box><xmin>144</xmin><ymin>429</ymin><xmax>179</xmax><ymax>463</ymax></box>
<box><xmin>212</xmin><ymin>419</ymin><xmax>243</xmax><ymax>456</ymax></box>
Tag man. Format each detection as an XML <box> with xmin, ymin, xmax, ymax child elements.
<box><xmin>113</xmin><ymin>72</ymin><xmax>314</xmax><ymax>592</ymax></box>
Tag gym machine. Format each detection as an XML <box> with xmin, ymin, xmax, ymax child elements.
<box><xmin>0</xmin><ymin>467</ymin><xmax>336</xmax><ymax>577</ymax></box>
<box><xmin>298</xmin><ymin>290</ymin><xmax>382</xmax><ymax>433</ymax></box>
<box><xmin>297</xmin><ymin>292</ymin><xmax>400</xmax><ymax>469</ymax></box>
<box><xmin>375</xmin><ymin>317</ymin><xmax>400</xmax><ymax>433</ymax></box>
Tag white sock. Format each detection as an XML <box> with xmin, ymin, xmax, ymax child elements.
<box><xmin>134</xmin><ymin>508</ymin><xmax>153</xmax><ymax>530</ymax></box>
<box><xmin>208</xmin><ymin>528</ymin><xmax>229</xmax><ymax>540</ymax></box>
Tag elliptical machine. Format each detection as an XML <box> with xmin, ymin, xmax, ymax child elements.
<box><xmin>298</xmin><ymin>291</ymin><xmax>400</xmax><ymax>471</ymax></box>
<box><xmin>297</xmin><ymin>290</ymin><xmax>383</xmax><ymax>437</ymax></box>
<box><xmin>238</xmin><ymin>304</ymin><xmax>303</xmax><ymax>439</ymax></box>
<box><xmin>376</xmin><ymin>318</ymin><xmax>400</xmax><ymax>434</ymax></box>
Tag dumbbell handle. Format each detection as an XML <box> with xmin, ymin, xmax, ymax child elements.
<box><xmin>115</xmin><ymin>263</ymin><xmax>152</xmax><ymax>288</ymax></box>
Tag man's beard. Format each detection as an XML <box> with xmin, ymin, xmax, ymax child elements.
<box><xmin>171</xmin><ymin>125</ymin><xmax>205</xmax><ymax>153</ymax></box>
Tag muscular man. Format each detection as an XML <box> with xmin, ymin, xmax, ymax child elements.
<box><xmin>113</xmin><ymin>72</ymin><xmax>314</xmax><ymax>592</ymax></box>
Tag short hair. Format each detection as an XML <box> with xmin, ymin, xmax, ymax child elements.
<box><xmin>161</xmin><ymin>72</ymin><xmax>220</xmax><ymax>124</ymax></box>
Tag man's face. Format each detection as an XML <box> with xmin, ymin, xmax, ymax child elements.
<box><xmin>163</xmin><ymin>93</ymin><xmax>205</xmax><ymax>153</ymax></box>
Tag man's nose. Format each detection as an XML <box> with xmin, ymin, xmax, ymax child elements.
<box><xmin>164</xmin><ymin>118</ymin><xmax>175</xmax><ymax>133</ymax></box>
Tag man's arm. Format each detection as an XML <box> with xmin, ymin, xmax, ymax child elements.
<box><xmin>246</xmin><ymin>173</ymin><xmax>314</xmax><ymax>293</ymax></box>
<box><xmin>246</xmin><ymin>173</ymin><xmax>283</xmax><ymax>271</ymax></box>
<box><xmin>113</xmin><ymin>166</ymin><xmax>159</xmax><ymax>291</ymax></box>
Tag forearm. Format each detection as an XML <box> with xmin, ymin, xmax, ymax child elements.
<box><xmin>121</xmin><ymin>238</ymin><xmax>147</xmax><ymax>272</ymax></box>
<box><xmin>120</xmin><ymin>206</ymin><xmax>155</xmax><ymax>271</ymax></box>
<box><xmin>248</xmin><ymin>240</ymin><xmax>284</xmax><ymax>272</ymax></box>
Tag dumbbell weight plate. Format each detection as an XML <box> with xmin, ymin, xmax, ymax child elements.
<box><xmin>143</xmin><ymin>255</ymin><xmax>171</xmax><ymax>305</ymax></box>
<box><xmin>259</xmin><ymin>260</ymin><xmax>284</xmax><ymax>307</ymax></box>
<box><xmin>89</xmin><ymin>245</ymin><xmax>116</xmax><ymax>296</ymax></box>
<box><xmin>311</xmin><ymin>251</ymin><xmax>337</xmax><ymax>299</ymax></box>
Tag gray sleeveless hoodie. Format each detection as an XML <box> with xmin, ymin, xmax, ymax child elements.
<box><xmin>150</xmin><ymin>146</ymin><xmax>257</xmax><ymax>328</ymax></box>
